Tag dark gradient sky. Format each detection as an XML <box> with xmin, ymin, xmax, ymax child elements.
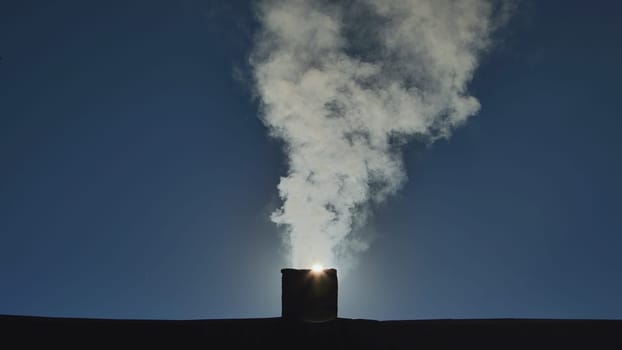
<box><xmin>1</xmin><ymin>1</ymin><xmax>621</xmax><ymax>320</ymax></box>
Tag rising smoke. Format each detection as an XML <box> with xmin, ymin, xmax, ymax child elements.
<box><xmin>251</xmin><ymin>0</ymin><xmax>512</xmax><ymax>271</ymax></box>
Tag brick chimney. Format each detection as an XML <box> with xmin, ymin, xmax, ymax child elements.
<box><xmin>281</xmin><ymin>268</ymin><xmax>338</xmax><ymax>322</ymax></box>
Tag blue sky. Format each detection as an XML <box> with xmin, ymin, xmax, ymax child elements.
<box><xmin>1</xmin><ymin>0</ymin><xmax>621</xmax><ymax>320</ymax></box>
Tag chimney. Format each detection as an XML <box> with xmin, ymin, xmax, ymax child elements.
<box><xmin>281</xmin><ymin>268</ymin><xmax>338</xmax><ymax>322</ymax></box>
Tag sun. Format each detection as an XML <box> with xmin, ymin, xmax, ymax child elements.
<box><xmin>311</xmin><ymin>264</ymin><xmax>323</xmax><ymax>273</ymax></box>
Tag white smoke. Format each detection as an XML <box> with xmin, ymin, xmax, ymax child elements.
<box><xmin>251</xmin><ymin>0</ymin><xmax>511</xmax><ymax>270</ymax></box>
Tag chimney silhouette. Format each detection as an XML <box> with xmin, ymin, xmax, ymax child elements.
<box><xmin>281</xmin><ymin>268</ymin><xmax>338</xmax><ymax>322</ymax></box>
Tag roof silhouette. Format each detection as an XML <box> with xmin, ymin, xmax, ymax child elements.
<box><xmin>2</xmin><ymin>315</ymin><xmax>620</xmax><ymax>349</ymax></box>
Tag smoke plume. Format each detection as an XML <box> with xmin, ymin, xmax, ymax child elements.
<box><xmin>251</xmin><ymin>0</ymin><xmax>511</xmax><ymax>270</ymax></box>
